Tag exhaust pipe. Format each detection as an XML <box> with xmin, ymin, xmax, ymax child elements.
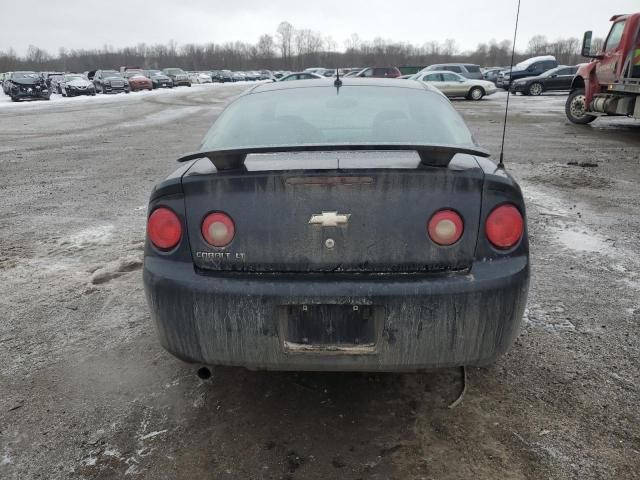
<box><xmin>197</xmin><ymin>366</ymin><xmax>212</xmax><ymax>380</ymax></box>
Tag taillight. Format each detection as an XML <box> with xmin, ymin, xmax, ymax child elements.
<box><xmin>147</xmin><ymin>207</ymin><xmax>182</xmax><ymax>250</ymax></box>
<box><xmin>202</xmin><ymin>212</ymin><xmax>235</xmax><ymax>247</ymax></box>
<box><xmin>428</xmin><ymin>210</ymin><xmax>464</xmax><ymax>246</ymax></box>
<box><xmin>485</xmin><ymin>204</ymin><xmax>524</xmax><ymax>250</ymax></box>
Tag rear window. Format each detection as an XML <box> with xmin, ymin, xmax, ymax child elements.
<box><xmin>444</xmin><ymin>66</ymin><xmax>462</xmax><ymax>73</ymax></box>
<box><xmin>465</xmin><ymin>65</ymin><xmax>481</xmax><ymax>73</ymax></box>
<box><xmin>200</xmin><ymin>86</ymin><xmax>475</xmax><ymax>151</ymax></box>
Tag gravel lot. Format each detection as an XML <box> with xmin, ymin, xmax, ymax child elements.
<box><xmin>0</xmin><ymin>84</ymin><xmax>639</xmax><ymax>480</ymax></box>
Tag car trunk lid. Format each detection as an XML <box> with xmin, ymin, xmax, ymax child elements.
<box><xmin>182</xmin><ymin>151</ymin><xmax>484</xmax><ymax>273</ymax></box>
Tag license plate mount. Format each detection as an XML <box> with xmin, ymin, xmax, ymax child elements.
<box><xmin>281</xmin><ymin>304</ymin><xmax>380</xmax><ymax>353</ymax></box>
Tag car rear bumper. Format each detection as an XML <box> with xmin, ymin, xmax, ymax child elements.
<box><xmin>143</xmin><ymin>256</ymin><xmax>529</xmax><ymax>372</ymax></box>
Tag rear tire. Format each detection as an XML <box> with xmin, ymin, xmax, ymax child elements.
<box><xmin>468</xmin><ymin>87</ymin><xmax>485</xmax><ymax>101</ymax></box>
<box><xmin>527</xmin><ymin>82</ymin><xmax>543</xmax><ymax>96</ymax></box>
<box><xmin>565</xmin><ymin>88</ymin><xmax>596</xmax><ymax>124</ymax></box>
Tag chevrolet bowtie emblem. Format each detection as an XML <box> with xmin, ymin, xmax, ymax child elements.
<box><xmin>308</xmin><ymin>211</ymin><xmax>351</xmax><ymax>227</ymax></box>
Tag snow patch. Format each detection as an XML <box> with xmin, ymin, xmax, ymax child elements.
<box><xmin>556</xmin><ymin>230</ymin><xmax>610</xmax><ymax>254</ymax></box>
<box><xmin>63</xmin><ymin>225</ymin><xmax>114</xmax><ymax>248</ymax></box>
<box><xmin>139</xmin><ymin>429</ymin><xmax>167</xmax><ymax>441</ymax></box>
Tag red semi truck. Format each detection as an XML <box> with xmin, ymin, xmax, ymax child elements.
<box><xmin>566</xmin><ymin>13</ymin><xmax>640</xmax><ymax>124</ymax></box>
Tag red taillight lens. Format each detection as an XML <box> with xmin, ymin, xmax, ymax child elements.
<box><xmin>147</xmin><ymin>207</ymin><xmax>182</xmax><ymax>250</ymax></box>
<box><xmin>202</xmin><ymin>212</ymin><xmax>235</xmax><ymax>247</ymax></box>
<box><xmin>485</xmin><ymin>204</ymin><xmax>524</xmax><ymax>250</ymax></box>
<box><xmin>428</xmin><ymin>210</ymin><xmax>464</xmax><ymax>246</ymax></box>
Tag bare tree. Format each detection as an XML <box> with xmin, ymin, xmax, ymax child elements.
<box><xmin>277</xmin><ymin>21</ymin><xmax>294</xmax><ymax>67</ymax></box>
<box><xmin>527</xmin><ymin>35</ymin><xmax>549</xmax><ymax>55</ymax></box>
<box><xmin>442</xmin><ymin>39</ymin><xmax>459</xmax><ymax>58</ymax></box>
<box><xmin>257</xmin><ymin>34</ymin><xmax>275</xmax><ymax>59</ymax></box>
<box><xmin>0</xmin><ymin>29</ymin><xmax>592</xmax><ymax>74</ymax></box>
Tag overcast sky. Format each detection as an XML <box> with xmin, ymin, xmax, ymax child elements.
<box><xmin>2</xmin><ymin>0</ymin><xmax>637</xmax><ymax>56</ymax></box>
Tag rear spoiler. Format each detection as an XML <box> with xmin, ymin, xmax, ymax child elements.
<box><xmin>176</xmin><ymin>145</ymin><xmax>491</xmax><ymax>170</ymax></box>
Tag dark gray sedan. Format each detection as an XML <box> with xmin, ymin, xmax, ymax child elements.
<box><xmin>143</xmin><ymin>79</ymin><xmax>529</xmax><ymax>372</ymax></box>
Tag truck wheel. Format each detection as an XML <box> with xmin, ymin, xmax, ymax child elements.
<box><xmin>468</xmin><ymin>87</ymin><xmax>485</xmax><ymax>101</ymax></box>
<box><xmin>527</xmin><ymin>82</ymin><xmax>543</xmax><ymax>96</ymax></box>
<box><xmin>565</xmin><ymin>89</ymin><xmax>596</xmax><ymax>124</ymax></box>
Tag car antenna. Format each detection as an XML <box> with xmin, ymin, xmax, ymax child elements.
<box><xmin>498</xmin><ymin>0</ymin><xmax>522</xmax><ymax>170</ymax></box>
<box><xmin>334</xmin><ymin>68</ymin><xmax>342</xmax><ymax>90</ymax></box>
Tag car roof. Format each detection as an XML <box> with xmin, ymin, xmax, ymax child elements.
<box><xmin>432</xmin><ymin>63</ymin><xmax>478</xmax><ymax>67</ymax></box>
<box><xmin>419</xmin><ymin>70</ymin><xmax>464</xmax><ymax>75</ymax></box>
<box><xmin>248</xmin><ymin>77</ymin><xmax>434</xmax><ymax>94</ymax></box>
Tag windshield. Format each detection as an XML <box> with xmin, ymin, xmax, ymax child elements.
<box><xmin>541</xmin><ymin>67</ymin><xmax>560</xmax><ymax>77</ymax></box>
<box><xmin>102</xmin><ymin>71</ymin><xmax>122</xmax><ymax>77</ymax></box>
<box><xmin>200</xmin><ymin>85</ymin><xmax>474</xmax><ymax>151</ymax></box>
<box><xmin>64</xmin><ymin>75</ymin><xmax>86</xmax><ymax>81</ymax></box>
<box><xmin>13</xmin><ymin>72</ymin><xmax>39</xmax><ymax>79</ymax></box>
<box><xmin>165</xmin><ymin>69</ymin><xmax>185</xmax><ymax>74</ymax></box>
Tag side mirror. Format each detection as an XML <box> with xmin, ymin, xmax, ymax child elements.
<box><xmin>581</xmin><ymin>31</ymin><xmax>603</xmax><ymax>58</ymax></box>
<box><xmin>581</xmin><ymin>31</ymin><xmax>593</xmax><ymax>57</ymax></box>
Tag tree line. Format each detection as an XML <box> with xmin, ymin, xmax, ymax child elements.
<box><xmin>0</xmin><ymin>21</ymin><xmax>601</xmax><ymax>73</ymax></box>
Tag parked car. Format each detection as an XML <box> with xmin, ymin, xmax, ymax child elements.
<box><xmin>355</xmin><ymin>67</ymin><xmax>402</xmax><ymax>78</ymax></box>
<box><xmin>43</xmin><ymin>72</ymin><xmax>65</xmax><ymax>93</ymax></box>
<box><xmin>497</xmin><ymin>55</ymin><xmax>558</xmax><ymax>89</ymax></box>
<box><xmin>304</xmin><ymin>67</ymin><xmax>328</xmax><ymax>76</ymax></box>
<box><xmin>143</xmin><ymin>70</ymin><xmax>174</xmax><ymax>89</ymax></box>
<box><xmin>243</xmin><ymin>71</ymin><xmax>259</xmax><ymax>81</ymax></box>
<box><xmin>162</xmin><ymin>68</ymin><xmax>191</xmax><ymax>87</ymax></box>
<box><xmin>6</xmin><ymin>71</ymin><xmax>51</xmax><ymax>102</ymax></box>
<box><xmin>123</xmin><ymin>71</ymin><xmax>153</xmax><ymax>91</ymax></box>
<box><xmin>510</xmin><ymin>65</ymin><xmax>580</xmax><ymax>96</ymax></box>
<box><xmin>2</xmin><ymin>72</ymin><xmax>14</xmax><ymax>94</ymax></box>
<box><xmin>278</xmin><ymin>72</ymin><xmax>324</xmax><ymax>82</ymax></box>
<box><xmin>93</xmin><ymin>70</ymin><xmax>130</xmax><ymax>94</ymax></box>
<box><xmin>189</xmin><ymin>72</ymin><xmax>213</xmax><ymax>84</ymax></box>
<box><xmin>482</xmin><ymin>67</ymin><xmax>505</xmax><ymax>84</ymax></box>
<box><xmin>421</xmin><ymin>64</ymin><xmax>484</xmax><ymax>80</ymax></box>
<box><xmin>219</xmin><ymin>70</ymin><xmax>234</xmax><ymax>82</ymax></box>
<box><xmin>413</xmin><ymin>71</ymin><xmax>497</xmax><ymax>100</ymax></box>
<box><xmin>232</xmin><ymin>71</ymin><xmax>246</xmax><ymax>82</ymax></box>
<box><xmin>59</xmin><ymin>73</ymin><xmax>96</xmax><ymax>97</ymax></box>
<box><xmin>258</xmin><ymin>70</ymin><xmax>276</xmax><ymax>81</ymax></box>
<box><xmin>143</xmin><ymin>78</ymin><xmax>529</xmax><ymax>371</ymax></box>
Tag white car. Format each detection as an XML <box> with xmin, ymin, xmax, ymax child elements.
<box><xmin>188</xmin><ymin>72</ymin><xmax>213</xmax><ymax>84</ymax></box>
<box><xmin>412</xmin><ymin>71</ymin><xmax>497</xmax><ymax>100</ymax></box>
